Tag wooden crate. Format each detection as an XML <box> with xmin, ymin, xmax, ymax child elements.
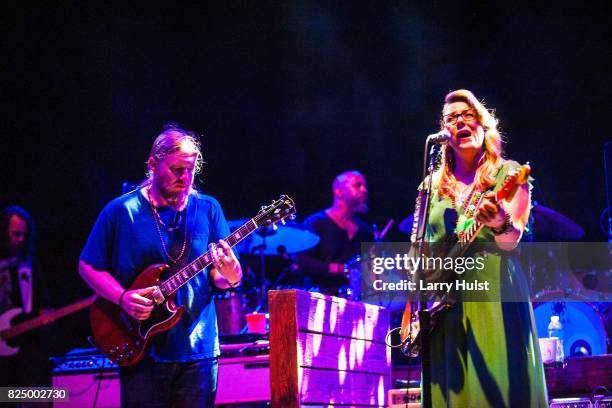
<box><xmin>545</xmin><ymin>354</ymin><xmax>612</xmax><ymax>397</ymax></box>
<box><xmin>269</xmin><ymin>289</ymin><xmax>392</xmax><ymax>407</ymax></box>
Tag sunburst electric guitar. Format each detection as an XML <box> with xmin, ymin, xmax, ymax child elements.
<box><xmin>90</xmin><ymin>195</ymin><xmax>296</xmax><ymax>366</ymax></box>
<box><xmin>400</xmin><ymin>164</ymin><xmax>531</xmax><ymax>356</ymax></box>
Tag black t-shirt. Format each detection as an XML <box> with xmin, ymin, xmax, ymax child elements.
<box><xmin>297</xmin><ymin>210</ymin><xmax>373</xmax><ymax>293</ymax></box>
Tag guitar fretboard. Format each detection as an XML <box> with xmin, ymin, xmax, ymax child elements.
<box><xmin>458</xmin><ymin>166</ymin><xmax>527</xmax><ymax>247</ymax></box>
<box><xmin>159</xmin><ymin>219</ymin><xmax>258</xmax><ymax>297</ymax></box>
<box><xmin>1</xmin><ymin>296</ymin><xmax>95</xmax><ymax>340</ymax></box>
<box><xmin>458</xmin><ymin>193</ymin><xmax>490</xmax><ymax>246</ymax></box>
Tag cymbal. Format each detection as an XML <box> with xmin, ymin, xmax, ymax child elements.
<box><xmin>398</xmin><ymin>215</ymin><xmax>414</xmax><ymax>234</ymax></box>
<box><xmin>532</xmin><ymin>204</ymin><xmax>584</xmax><ymax>241</ymax></box>
<box><xmin>227</xmin><ymin>219</ymin><xmax>250</xmax><ymax>231</ymax></box>
<box><xmin>227</xmin><ymin>220</ymin><xmax>320</xmax><ymax>255</ymax></box>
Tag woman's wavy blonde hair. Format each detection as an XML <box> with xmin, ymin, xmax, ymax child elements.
<box><xmin>437</xmin><ymin>89</ymin><xmax>504</xmax><ymax>198</ymax></box>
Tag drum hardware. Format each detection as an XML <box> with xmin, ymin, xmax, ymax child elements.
<box><xmin>268</xmin><ymin>245</ymin><xmax>299</xmax><ymax>290</ymax></box>
<box><xmin>214</xmin><ymin>290</ymin><xmax>249</xmax><ymax>335</ymax></box>
<box><xmin>533</xmin><ymin>291</ymin><xmax>610</xmax><ymax>357</ymax></box>
<box><xmin>230</xmin><ymin>221</ymin><xmax>319</xmax><ymax>255</ymax></box>
<box><xmin>227</xmin><ymin>219</ymin><xmax>319</xmax><ymax>314</ymax></box>
<box><xmin>374</xmin><ymin>218</ymin><xmax>395</xmax><ymax>241</ymax></box>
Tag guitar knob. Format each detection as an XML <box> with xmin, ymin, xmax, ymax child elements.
<box><xmin>126</xmin><ymin>351</ymin><xmax>134</xmax><ymax>360</ymax></box>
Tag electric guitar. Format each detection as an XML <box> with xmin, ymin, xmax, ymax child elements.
<box><xmin>90</xmin><ymin>195</ymin><xmax>296</xmax><ymax>366</ymax></box>
<box><xmin>0</xmin><ymin>296</ymin><xmax>95</xmax><ymax>356</ymax></box>
<box><xmin>400</xmin><ymin>164</ymin><xmax>531</xmax><ymax>356</ymax></box>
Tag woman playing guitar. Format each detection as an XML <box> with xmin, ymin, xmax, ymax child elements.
<box><xmin>404</xmin><ymin>90</ymin><xmax>548</xmax><ymax>407</ymax></box>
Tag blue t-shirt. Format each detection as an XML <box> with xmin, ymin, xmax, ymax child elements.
<box><xmin>80</xmin><ymin>189</ymin><xmax>230</xmax><ymax>361</ymax></box>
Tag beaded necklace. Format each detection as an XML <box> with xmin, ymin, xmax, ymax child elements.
<box><xmin>147</xmin><ymin>188</ymin><xmax>187</xmax><ymax>264</ymax></box>
<box><xmin>450</xmin><ymin>183</ymin><xmax>482</xmax><ymax>240</ymax></box>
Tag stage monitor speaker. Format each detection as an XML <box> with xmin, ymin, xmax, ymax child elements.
<box><xmin>52</xmin><ymin>371</ymin><xmax>120</xmax><ymax>408</ymax></box>
<box><xmin>550</xmin><ymin>396</ymin><xmax>612</xmax><ymax>407</ymax></box>
<box><xmin>216</xmin><ymin>355</ymin><xmax>270</xmax><ymax>405</ymax></box>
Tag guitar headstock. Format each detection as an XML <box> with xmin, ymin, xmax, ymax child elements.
<box><xmin>254</xmin><ymin>195</ymin><xmax>296</xmax><ymax>228</ymax></box>
<box><xmin>498</xmin><ymin>163</ymin><xmax>531</xmax><ymax>202</ymax></box>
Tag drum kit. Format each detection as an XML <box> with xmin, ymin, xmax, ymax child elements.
<box><xmin>214</xmin><ymin>220</ymin><xmax>321</xmax><ymax>335</ymax></box>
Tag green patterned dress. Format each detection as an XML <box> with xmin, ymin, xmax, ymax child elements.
<box><xmin>424</xmin><ymin>161</ymin><xmax>548</xmax><ymax>407</ymax></box>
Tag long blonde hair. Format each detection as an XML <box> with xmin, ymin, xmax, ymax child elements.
<box><xmin>437</xmin><ymin>89</ymin><xmax>504</xmax><ymax>198</ymax></box>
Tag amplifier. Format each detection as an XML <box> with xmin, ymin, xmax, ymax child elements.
<box><xmin>550</xmin><ymin>397</ymin><xmax>612</xmax><ymax>407</ymax></box>
<box><xmin>50</xmin><ymin>349</ymin><xmax>117</xmax><ymax>374</ymax></box>
<box><xmin>216</xmin><ymin>354</ymin><xmax>270</xmax><ymax>405</ymax></box>
<box><xmin>219</xmin><ymin>340</ymin><xmax>270</xmax><ymax>358</ymax></box>
<box><xmin>51</xmin><ymin>348</ymin><xmax>270</xmax><ymax>406</ymax></box>
<box><xmin>51</xmin><ymin>348</ymin><xmax>120</xmax><ymax>407</ymax></box>
<box><xmin>52</xmin><ymin>371</ymin><xmax>120</xmax><ymax>408</ymax></box>
<box><xmin>388</xmin><ymin>388</ymin><xmax>421</xmax><ymax>408</ymax></box>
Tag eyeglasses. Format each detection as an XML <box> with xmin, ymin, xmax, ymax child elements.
<box><xmin>443</xmin><ymin>110</ymin><xmax>476</xmax><ymax>126</ymax></box>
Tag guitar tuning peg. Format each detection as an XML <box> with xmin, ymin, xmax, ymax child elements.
<box><xmin>272</xmin><ymin>224</ymin><xmax>278</xmax><ymax>231</ymax></box>
<box><xmin>280</xmin><ymin>219</ymin><xmax>286</xmax><ymax>225</ymax></box>
<box><xmin>289</xmin><ymin>214</ymin><xmax>296</xmax><ymax>221</ymax></box>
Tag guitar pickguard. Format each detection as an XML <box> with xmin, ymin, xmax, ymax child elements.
<box><xmin>139</xmin><ymin>302</ymin><xmax>176</xmax><ymax>339</ymax></box>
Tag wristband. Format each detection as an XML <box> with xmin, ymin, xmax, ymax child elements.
<box><xmin>491</xmin><ymin>213</ymin><xmax>513</xmax><ymax>236</ymax></box>
<box><xmin>118</xmin><ymin>289</ymin><xmax>128</xmax><ymax>308</ymax></box>
<box><xmin>227</xmin><ymin>279</ymin><xmax>241</xmax><ymax>288</ymax></box>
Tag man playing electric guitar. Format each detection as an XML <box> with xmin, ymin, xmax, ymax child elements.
<box><xmin>80</xmin><ymin>124</ymin><xmax>242</xmax><ymax>407</ymax></box>
<box><xmin>0</xmin><ymin>205</ymin><xmax>53</xmax><ymax>387</ymax></box>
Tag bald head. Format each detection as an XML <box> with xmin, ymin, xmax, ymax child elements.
<box><xmin>332</xmin><ymin>171</ymin><xmax>368</xmax><ymax>214</ymax></box>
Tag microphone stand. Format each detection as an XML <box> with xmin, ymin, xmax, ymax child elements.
<box><xmin>414</xmin><ymin>138</ymin><xmax>443</xmax><ymax>408</ymax></box>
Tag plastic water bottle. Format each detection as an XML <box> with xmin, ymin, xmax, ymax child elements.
<box><xmin>547</xmin><ymin>315</ymin><xmax>564</xmax><ymax>362</ymax></box>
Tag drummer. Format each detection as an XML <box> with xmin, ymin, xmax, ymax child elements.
<box><xmin>296</xmin><ymin>170</ymin><xmax>374</xmax><ymax>295</ymax></box>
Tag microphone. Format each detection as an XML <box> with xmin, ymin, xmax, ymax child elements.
<box><xmin>426</xmin><ymin>130</ymin><xmax>451</xmax><ymax>144</ymax></box>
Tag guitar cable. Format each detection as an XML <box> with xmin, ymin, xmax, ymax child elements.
<box><xmin>86</xmin><ymin>335</ymin><xmax>104</xmax><ymax>408</ymax></box>
<box><xmin>91</xmin><ymin>355</ymin><xmax>106</xmax><ymax>408</ymax></box>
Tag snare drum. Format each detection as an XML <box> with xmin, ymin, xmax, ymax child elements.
<box><xmin>343</xmin><ymin>255</ymin><xmax>405</xmax><ymax>312</ymax></box>
<box><xmin>533</xmin><ymin>291</ymin><xmax>610</xmax><ymax>357</ymax></box>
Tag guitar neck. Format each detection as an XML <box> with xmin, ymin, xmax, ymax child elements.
<box><xmin>1</xmin><ymin>296</ymin><xmax>95</xmax><ymax>340</ymax></box>
<box><xmin>159</xmin><ymin>219</ymin><xmax>259</xmax><ymax>297</ymax></box>
<box><xmin>458</xmin><ymin>189</ymin><xmax>504</xmax><ymax>248</ymax></box>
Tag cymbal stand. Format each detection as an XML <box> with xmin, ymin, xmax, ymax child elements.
<box><xmin>252</xmin><ymin>226</ymin><xmax>276</xmax><ymax>312</ymax></box>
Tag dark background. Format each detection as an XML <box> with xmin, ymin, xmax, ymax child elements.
<box><xmin>2</xmin><ymin>3</ymin><xmax>611</xmax><ymax>353</ymax></box>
